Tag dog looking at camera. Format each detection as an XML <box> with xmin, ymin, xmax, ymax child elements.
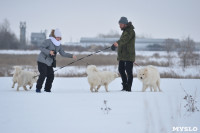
<box><xmin>137</xmin><ymin>65</ymin><xmax>161</xmax><ymax>92</ymax></box>
<box><xmin>86</xmin><ymin>65</ymin><xmax>118</xmax><ymax>92</ymax></box>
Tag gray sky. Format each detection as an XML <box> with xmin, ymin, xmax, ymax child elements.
<box><xmin>0</xmin><ymin>0</ymin><xmax>200</xmax><ymax>43</ymax></box>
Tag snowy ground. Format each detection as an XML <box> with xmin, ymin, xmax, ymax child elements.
<box><xmin>0</xmin><ymin>77</ymin><xmax>199</xmax><ymax>133</ymax></box>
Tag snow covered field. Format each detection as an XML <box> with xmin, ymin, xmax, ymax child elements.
<box><xmin>0</xmin><ymin>77</ymin><xmax>199</xmax><ymax>133</ymax></box>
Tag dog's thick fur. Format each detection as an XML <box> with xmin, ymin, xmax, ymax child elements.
<box><xmin>86</xmin><ymin>65</ymin><xmax>118</xmax><ymax>92</ymax></box>
<box><xmin>137</xmin><ymin>65</ymin><xmax>161</xmax><ymax>92</ymax></box>
<box><xmin>12</xmin><ymin>66</ymin><xmax>38</xmax><ymax>91</ymax></box>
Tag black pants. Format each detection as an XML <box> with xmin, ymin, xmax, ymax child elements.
<box><xmin>118</xmin><ymin>61</ymin><xmax>133</xmax><ymax>90</ymax></box>
<box><xmin>36</xmin><ymin>62</ymin><xmax>54</xmax><ymax>91</ymax></box>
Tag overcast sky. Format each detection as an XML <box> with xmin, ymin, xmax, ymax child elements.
<box><xmin>0</xmin><ymin>0</ymin><xmax>200</xmax><ymax>43</ymax></box>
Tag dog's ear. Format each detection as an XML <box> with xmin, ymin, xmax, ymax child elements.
<box><xmin>144</xmin><ymin>68</ymin><xmax>148</xmax><ymax>75</ymax></box>
<box><xmin>92</xmin><ymin>66</ymin><xmax>98</xmax><ymax>72</ymax></box>
<box><xmin>93</xmin><ymin>68</ymin><xmax>98</xmax><ymax>72</ymax></box>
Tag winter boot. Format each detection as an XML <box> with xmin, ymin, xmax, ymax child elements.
<box><xmin>126</xmin><ymin>84</ymin><xmax>132</xmax><ymax>92</ymax></box>
<box><xmin>36</xmin><ymin>88</ymin><xmax>41</xmax><ymax>93</ymax></box>
<box><xmin>44</xmin><ymin>89</ymin><xmax>51</xmax><ymax>92</ymax></box>
<box><xmin>121</xmin><ymin>83</ymin><xmax>128</xmax><ymax>91</ymax></box>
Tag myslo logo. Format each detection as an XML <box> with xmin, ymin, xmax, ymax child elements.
<box><xmin>172</xmin><ymin>127</ymin><xmax>198</xmax><ymax>132</ymax></box>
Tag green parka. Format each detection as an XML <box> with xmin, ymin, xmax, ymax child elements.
<box><xmin>117</xmin><ymin>22</ymin><xmax>135</xmax><ymax>62</ymax></box>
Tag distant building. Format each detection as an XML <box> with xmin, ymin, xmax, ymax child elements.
<box><xmin>31</xmin><ymin>32</ymin><xmax>46</xmax><ymax>47</ymax></box>
<box><xmin>80</xmin><ymin>37</ymin><xmax>180</xmax><ymax>50</ymax></box>
<box><xmin>80</xmin><ymin>37</ymin><xmax>118</xmax><ymax>44</ymax></box>
<box><xmin>20</xmin><ymin>22</ymin><xmax>26</xmax><ymax>45</ymax></box>
<box><xmin>195</xmin><ymin>42</ymin><xmax>200</xmax><ymax>51</ymax></box>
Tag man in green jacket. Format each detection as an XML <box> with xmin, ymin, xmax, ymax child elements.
<box><xmin>111</xmin><ymin>17</ymin><xmax>135</xmax><ymax>92</ymax></box>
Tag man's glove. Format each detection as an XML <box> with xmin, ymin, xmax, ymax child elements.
<box><xmin>111</xmin><ymin>44</ymin><xmax>116</xmax><ymax>51</ymax></box>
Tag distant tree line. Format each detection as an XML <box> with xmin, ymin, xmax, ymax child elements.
<box><xmin>0</xmin><ymin>19</ymin><xmax>25</xmax><ymax>49</ymax></box>
<box><xmin>0</xmin><ymin>19</ymin><xmax>27</xmax><ymax>49</ymax></box>
<box><xmin>62</xmin><ymin>44</ymin><xmax>108</xmax><ymax>52</ymax></box>
<box><xmin>163</xmin><ymin>37</ymin><xmax>199</xmax><ymax>68</ymax></box>
<box><xmin>97</xmin><ymin>30</ymin><xmax>120</xmax><ymax>38</ymax></box>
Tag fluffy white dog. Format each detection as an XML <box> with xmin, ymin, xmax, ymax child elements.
<box><xmin>137</xmin><ymin>65</ymin><xmax>161</xmax><ymax>92</ymax></box>
<box><xmin>86</xmin><ymin>65</ymin><xmax>118</xmax><ymax>92</ymax></box>
<box><xmin>12</xmin><ymin>66</ymin><xmax>38</xmax><ymax>91</ymax></box>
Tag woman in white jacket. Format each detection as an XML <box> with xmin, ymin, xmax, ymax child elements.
<box><xmin>36</xmin><ymin>28</ymin><xmax>77</xmax><ymax>93</ymax></box>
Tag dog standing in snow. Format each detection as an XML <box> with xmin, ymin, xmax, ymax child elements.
<box><xmin>137</xmin><ymin>65</ymin><xmax>161</xmax><ymax>92</ymax></box>
<box><xmin>12</xmin><ymin>66</ymin><xmax>38</xmax><ymax>91</ymax></box>
<box><xmin>86</xmin><ymin>65</ymin><xmax>118</xmax><ymax>92</ymax></box>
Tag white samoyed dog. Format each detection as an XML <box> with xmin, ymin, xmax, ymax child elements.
<box><xmin>137</xmin><ymin>65</ymin><xmax>161</xmax><ymax>92</ymax></box>
<box><xmin>86</xmin><ymin>65</ymin><xmax>118</xmax><ymax>92</ymax></box>
<box><xmin>12</xmin><ymin>66</ymin><xmax>38</xmax><ymax>91</ymax></box>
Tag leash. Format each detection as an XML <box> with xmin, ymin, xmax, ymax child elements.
<box><xmin>133</xmin><ymin>62</ymin><xmax>141</xmax><ymax>67</ymax></box>
<box><xmin>53</xmin><ymin>46</ymin><xmax>111</xmax><ymax>73</ymax></box>
<box><xmin>34</xmin><ymin>46</ymin><xmax>111</xmax><ymax>78</ymax></box>
<box><xmin>80</xmin><ymin>59</ymin><xmax>90</xmax><ymax>66</ymax></box>
<box><xmin>34</xmin><ymin>46</ymin><xmax>142</xmax><ymax>78</ymax></box>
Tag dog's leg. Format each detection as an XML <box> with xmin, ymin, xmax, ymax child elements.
<box><xmin>23</xmin><ymin>86</ymin><xmax>28</xmax><ymax>91</ymax></box>
<box><xmin>90</xmin><ymin>85</ymin><xmax>94</xmax><ymax>92</ymax></box>
<box><xmin>29</xmin><ymin>84</ymin><xmax>33</xmax><ymax>89</ymax></box>
<box><xmin>104</xmin><ymin>83</ymin><xmax>109</xmax><ymax>92</ymax></box>
<box><xmin>153</xmin><ymin>85</ymin><xmax>157</xmax><ymax>92</ymax></box>
<box><xmin>12</xmin><ymin>82</ymin><xmax>16</xmax><ymax>88</ymax></box>
<box><xmin>150</xmin><ymin>86</ymin><xmax>153</xmax><ymax>92</ymax></box>
<box><xmin>142</xmin><ymin>84</ymin><xmax>147</xmax><ymax>92</ymax></box>
<box><xmin>17</xmin><ymin>85</ymin><xmax>20</xmax><ymax>91</ymax></box>
<box><xmin>156</xmin><ymin>80</ymin><xmax>161</xmax><ymax>92</ymax></box>
<box><xmin>95</xmin><ymin>85</ymin><xmax>101</xmax><ymax>92</ymax></box>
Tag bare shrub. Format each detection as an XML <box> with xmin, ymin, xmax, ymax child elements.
<box><xmin>190</xmin><ymin>53</ymin><xmax>200</xmax><ymax>66</ymax></box>
<box><xmin>181</xmin><ymin>84</ymin><xmax>199</xmax><ymax>113</ymax></box>
<box><xmin>56</xmin><ymin>54</ymin><xmax>118</xmax><ymax>66</ymax></box>
<box><xmin>164</xmin><ymin>39</ymin><xmax>179</xmax><ymax>67</ymax></box>
<box><xmin>178</xmin><ymin>37</ymin><xmax>196</xmax><ymax>68</ymax></box>
<box><xmin>136</xmin><ymin>61</ymin><xmax>169</xmax><ymax>67</ymax></box>
<box><xmin>101</xmin><ymin>100</ymin><xmax>112</xmax><ymax>114</ymax></box>
<box><xmin>160</xmin><ymin>71</ymin><xmax>182</xmax><ymax>79</ymax></box>
<box><xmin>152</xmin><ymin>53</ymin><xmax>160</xmax><ymax>58</ymax></box>
<box><xmin>55</xmin><ymin>73</ymin><xmax>87</xmax><ymax>77</ymax></box>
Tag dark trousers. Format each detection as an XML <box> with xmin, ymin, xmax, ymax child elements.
<box><xmin>36</xmin><ymin>62</ymin><xmax>54</xmax><ymax>91</ymax></box>
<box><xmin>118</xmin><ymin>61</ymin><xmax>133</xmax><ymax>90</ymax></box>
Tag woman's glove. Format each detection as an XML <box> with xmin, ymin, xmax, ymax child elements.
<box><xmin>111</xmin><ymin>44</ymin><xmax>116</xmax><ymax>51</ymax></box>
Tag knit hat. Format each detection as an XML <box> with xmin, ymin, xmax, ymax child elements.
<box><xmin>119</xmin><ymin>17</ymin><xmax>128</xmax><ymax>24</ymax></box>
<box><xmin>54</xmin><ymin>28</ymin><xmax>62</xmax><ymax>38</ymax></box>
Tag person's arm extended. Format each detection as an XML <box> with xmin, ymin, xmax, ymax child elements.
<box><xmin>58</xmin><ymin>46</ymin><xmax>73</xmax><ymax>58</ymax></box>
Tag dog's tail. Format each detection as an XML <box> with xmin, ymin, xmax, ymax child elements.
<box><xmin>14</xmin><ymin>66</ymin><xmax>22</xmax><ymax>76</ymax></box>
<box><xmin>114</xmin><ymin>73</ymin><xmax>119</xmax><ymax>78</ymax></box>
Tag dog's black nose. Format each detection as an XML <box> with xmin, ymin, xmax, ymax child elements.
<box><xmin>140</xmin><ymin>77</ymin><xmax>143</xmax><ymax>79</ymax></box>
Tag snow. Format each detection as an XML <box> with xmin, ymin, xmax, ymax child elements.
<box><xmin>0</xmin><ymin>77</ymin><xmax>199</xmax><ymax>133</ymax></box>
